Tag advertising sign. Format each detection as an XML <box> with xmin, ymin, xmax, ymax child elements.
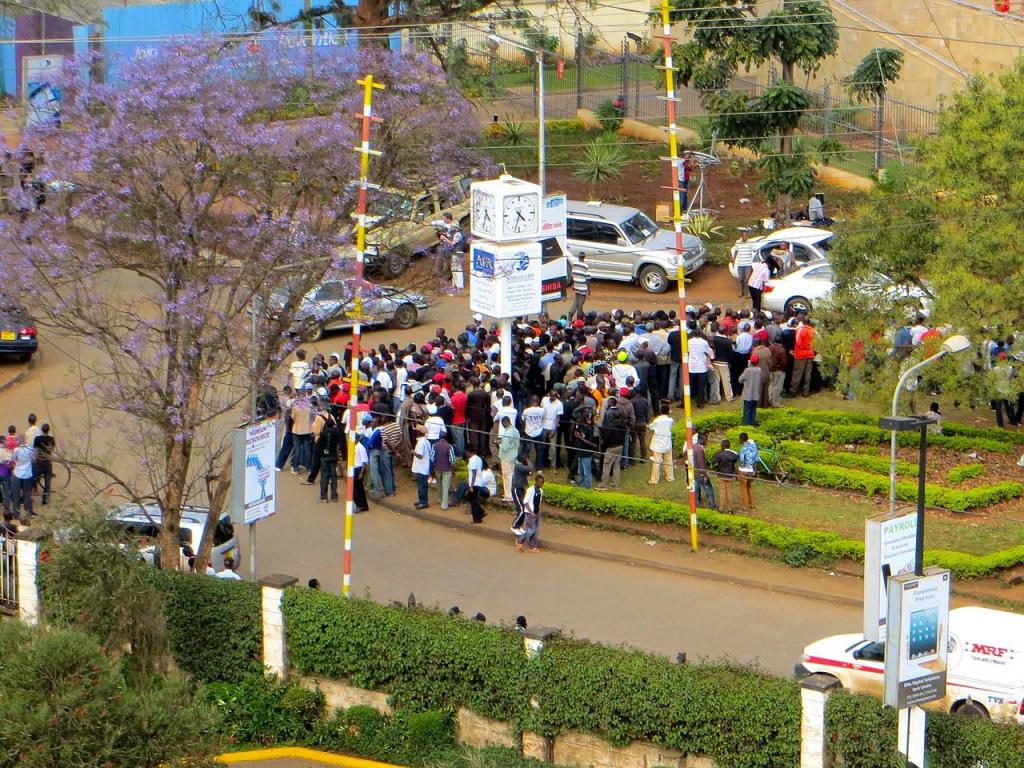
<box><xmin>470</xmin><ymin>240</ymin><xmax>542</xmax><ymax>318</ymax></box>
<box><xmin>22</xmin><ymin>55</ymin><xmax>64</xmax><ymax>128</ymax></box>
<box><xmin>230</xmin><ymin>419</ymin><xmax>278</xmax><ymax>525</ymax></box>
<box><xmin>864</xmin><ymin>511</ymin><xmax>918</xmax><ymax>641</ymax></box>
<box><xmin>884</xmin><ymin>568</ymin><xmax>951</xmax><ymax>709</ymax></box>
<box><xmin>541</xmin><ymin>193</ymin><xmax>567</xmax><ymax>239</ymax></box>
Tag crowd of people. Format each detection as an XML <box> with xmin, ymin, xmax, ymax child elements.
<box><xmin>263</xmin><ymin>297</ymin><xmax>832</xmax><ymax>543</ymax></box>
<box><xmin>0</xmin><ymin>413</ymin><xmax>56</xmax><ymax>530</ymax></box>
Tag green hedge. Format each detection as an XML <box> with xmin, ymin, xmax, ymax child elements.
<box><xmin>827</xmin><ymin>689</ymin><xmax>1024</xmax><ymax>768</ymax></box>
<box><xmin>943</xmin><ymin>421</ymin><xmax>1024</xmax><ymax>445</ymax></box>
<box><xmin>149</xmin><ymin>570</ymin><xmax>263</xmax><ymax>683</ymax></box>
<box><xmin>527</xmin><ymin>637</ymin><xmax>800</xmax><ymax>768</ymax></box>
<box><xmin>946</xmin><ymin>463</ymin><xmax>985</xmax><ymax>484</ymax></box>
<box><xmin>783</xmin><ymin>441</ymin><xmax>918</xmax><ymax>476</ymax></box>
<box><xmin>542</xmin><ymin>483</ymin><xmax>1024</xmax><ymax>579</ymax></box>
<box><xmin>282</xmin><ymin>588</ymin><xmax>528</xmax><ymax>722</ymax></box>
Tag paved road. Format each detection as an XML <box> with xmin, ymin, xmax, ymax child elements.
<box><xmin>241</xmin><ymin>476</ymin><xmax>860</xmax><ymax>677</ymax></box>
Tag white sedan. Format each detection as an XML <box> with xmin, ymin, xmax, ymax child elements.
<box><xmin>761</xmin><ymin>260</ymin><xmax>931</xmax><ymax>316</ymax></box>
<box><xmin>729</xmin><ymin>226</ymin><xmax>834</xmax><ymax>278</ymax></box>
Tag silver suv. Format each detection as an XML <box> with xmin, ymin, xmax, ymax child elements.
<box><xmin>565</xmin><ymin>202</ymin><xmax>706</xmax><ymax>293</ymax></box>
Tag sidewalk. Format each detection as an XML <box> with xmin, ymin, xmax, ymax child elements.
<box><xmin>364</xmin><ymin>467</ymin><xmax>1024</xmax><ymax>611</ymax></box>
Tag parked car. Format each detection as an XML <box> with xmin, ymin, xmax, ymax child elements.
<box><xmin>729</xmin><ymin>226</ymin><xmax>834</xmax><ymax>279</ymax></box>
<box><xmin>796</xmin><ymin>606</ymin><xmax>1024</xmax><ymax>723</ymax></box>
<box><xmin>362</xmin><ymin>176</ymin><xmax>473</xmax><ymax>279</ymax></box>
<box><xmin>270</xmin><ymin>278</ymin><xmax>429</xmax><ymax>341</ymax></box>
<box><xmin>565</xmin><ymin>201</ymin><xmax>707</xmax><ymax>294</ymax></box>
<box><xmin>760</xmin><ymin>260</ymin><xmax>931</xmax><ymax>316</ymax></box>
<box><xmin>107</xmin><ymin>503</ymin><xmax>239</xmax><ymax>571</ymax></box>
<box><xmin>0</xmin><ymin>304</ymin><xmax>38</xmax><ymax>362</ymax></box>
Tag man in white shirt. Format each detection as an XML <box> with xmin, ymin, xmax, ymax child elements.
<box><xmin>289</xmin><ymin>349</ymin><xmax>311</xmax><ymax>390</ymax></box>
<box><xmin>732</xmin><ymin>232</ymin><xmax>754</xmax><ymax>298</ymax></box>
<box><xmin>494</xmin><ymin>395</ymin><xmax>518</xmax><ymax>437</ymax></box>
<box><xmin>541</xmin><ymin>390</ymin><xmax>564</xmax><ymax>469</ymax></box>
<box><xmin>216</xmin><ymin>557</ymin><xmax>243</xmax><ymax>580</ymax></box>
<box><xmin>611</xmin><ymin>350</ymin><xmax>638</xmax><ymax>390</ymax></box>
<box><xmin>24</xmin><ymin>413</ymin><xmax>41</xmax><ymax>449</ymax></box>
<box><xmin>687</xmin><ymin>330</ymin><xmax>714</xmax><ymax>408</ymax></box>
<box><xmin>11</xmin><ymin>439</ymin><xmax>34</xmax><ymax>520</ymax></box>
<box><xmin>648</xmin><ymin>404</ymin><xmax>675</xmax><ymax>484</ymax></box>
<box><xmin>521</xmin><ymin>396</ymin><xmax>545</xmax><ymax>466</ymax></box>
<box><xmin>412</xmin><ymin>428</ymin><xmax>431</xmax><ymax>509</ymax></box>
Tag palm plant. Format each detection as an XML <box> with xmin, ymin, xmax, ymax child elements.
<box><xmin>845</xmin><ymin>48</ymin><xmax>905</xmax><ymax>172</ymax></box>
<box><xmin>574</xmin><ymin>133</ymin><xmax>628</xmax><ymax>197</ymax></box>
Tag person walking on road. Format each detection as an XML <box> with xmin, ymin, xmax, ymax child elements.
<box><xmin>513</xmin><ymin>474</ymin><xmax>545</xmax><ymax>552</ymax></box>
<box><xmin>648</xmin><ymin>404</ymin><xmax>675</xmax><ymax>485</ymax></box>
<box><xmin>737</xmin><ymin>432</ymin><xmax>759</xmax><ymax>513</ymax></box>
<box><xmin>569</xmin><ymin>252</ymin><xmax>590</xmax><ymax>318</ymax></box>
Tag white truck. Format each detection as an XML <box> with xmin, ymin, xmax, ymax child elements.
<box><xmin>796</xmin><ymin>606</ymin><xmax>1024</xmax><ymax>722</ymax></box>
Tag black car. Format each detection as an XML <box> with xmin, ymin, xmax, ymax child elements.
<box><xmin>0</xmin><ymin>305</ymin><xmax>38</xmax><ymax>361</ymax></box>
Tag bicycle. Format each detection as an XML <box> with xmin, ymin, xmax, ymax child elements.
<box><xmin>756</xmin><ymin>437</ymin><xmax>794</xmax><ymax>485</ymax></box>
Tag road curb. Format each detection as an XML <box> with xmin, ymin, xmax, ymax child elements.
<box><xmin>374</xmin><ymin>494</ymin><xmax>862</xmax><ymax>609</ymax></box>
<box><xmin>0</xmin><ymin>354</ymin><xmax>37</xmax><ymax>394</ymax></box>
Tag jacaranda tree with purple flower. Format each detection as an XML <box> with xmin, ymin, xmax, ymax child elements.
<box><xmin>1</xmin><ymin>38</ymin><xmax>477</xmax><ymax>568</ymax></box>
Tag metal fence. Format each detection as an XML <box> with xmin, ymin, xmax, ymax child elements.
<box><xmin>418</xmin><ymin>21</ymin><xmax>937</xmax><ymax>173</ymax></box>
<box><xmin>1</xmin><ymin>526</ymin><xmax>17</xmax><ymax>615</ymax></box>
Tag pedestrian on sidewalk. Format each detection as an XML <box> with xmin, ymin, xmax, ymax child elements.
<box><xmin>511</xmin><ymin>453</ymin><xmax>533</xmax><ymax>516</ymax></box>
<box><xmin>712</xmin><ymin>438</ymin><xmax>739</xmax><ymax>513</ymax></box>
<box><xmin>569</xmin><ymin>252</ymin><xmax>590</xmax><ymax>318</ymax></box>
<box><xmin>412</xmin><ymin>426</ymin><xmax>431</xmax><ymax>509</ymax></box>
<box><xmin>648</xmin><ymin>404</ymin><xmax>675</xmax><ymax>485</ymax></box>
<box><xmin>431</xmin><ymin>433</ymin><xmax>456</xmax><ymax>510</ymax></box>
<box><xmin>737</xmin><ymin>432</ymin><xmax>759</xmax><ymax>513</ymax></box>
<box><xmin>453</xmin><ymin>446</ymin><xmax>489</xmax><ymax>523</ymax></box>
<box><xmin>497</xmin><ymin>416</ymin><xmax>520</xmax><ymax>503</ymax></box>
<box><xmin>513</xmin><ymin>474</ymin><xmax>544</xmax><ymax>553</ymax></box>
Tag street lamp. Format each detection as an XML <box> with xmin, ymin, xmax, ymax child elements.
<box><xmin>880</xmin><ymin>334</ymin><xmax>970</xmax><ymax>575</ymax></box>
<box><xmin>488</xmin><ymin>34</ymin><xmax>545</xmax><ymax>194</ymax></box>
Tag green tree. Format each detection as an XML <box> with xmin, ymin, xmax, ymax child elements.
<box><xmin>845</xmin><ymin>48</ymin><xmax>905</xmax><ymax>171</ymax></box>
<box><xmin>0</xmin><ymin>622</ymin><xmax>220</xmax><ymax>768</ymax></box>
<box><xmin>672</xmin><ymin>0</ymin><xmax>838</xmax><ymax>216</ymax></box>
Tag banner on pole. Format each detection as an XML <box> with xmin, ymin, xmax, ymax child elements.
<box><xmin>231</xmin><ymin>419</ymin><xmax>278</xmax><ymax>525</ymax></box>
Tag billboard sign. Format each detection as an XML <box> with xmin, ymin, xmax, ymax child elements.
<box><xmin>231</xmin><ymin>419</ymin><xmax>278</xmax><ymax>525</ymax></box>
<box><xmin>22</xmin><ymin>55</ymin><xmax>64</xmax><ymax>128</ymax></box>
<box><xmin>470</xmin><ymin>240</ymin><xmax>542</xmax><ymax>318</ymax></box>
<box><xmin>864</xmin><ymin>511</ymin><xmax>918</xmax><ymax>641</ymax></box>
<box><xmin>884</xmin><ymin>568</ymin><xmax>951</xmax><ymax>708</ymax></box>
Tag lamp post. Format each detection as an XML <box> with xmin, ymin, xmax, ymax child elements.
<box><xmin>626</xmin><ymin>32</ymin><xmax>641</xmax><ymax>118</ymax></box>
<box><xmin>488</xmin><ymin>34</ymin><xmax>545</xmax><ymax>195</ymax></box>
<box><xmin>880</xmin><ymin>334</ymin><xmax>970</xmax><ymax>574</ymax></box>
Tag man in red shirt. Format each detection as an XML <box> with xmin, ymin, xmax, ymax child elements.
<box><xmin>450</xmin><ymin>381</ymin><xmax>468</xmax><ymax>458</ymax></box>
<box><xmin>791</xmin><ymin>318</ymin><xmax>816</xmax><ymax>397</ymax></box>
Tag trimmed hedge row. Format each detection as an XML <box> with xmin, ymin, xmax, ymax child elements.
<box><xmin>770</xmin><ymin>440</ymin><xmax>919</xmax><ymax>476</ymax></box>
<box><xmin>281</xmin><ymin>588</ymin><xmax>800</xmax><ymax>768</ymax></box>
<box><xmin>273</xmin><ymin>585</ymin><xmax>1024</xmax><ymax>768</ymax></box>
<box><xmin>283</xmin><ymin>587</ymin><xmax>528</xmax><ymax>722</ymax></box>
<box><xmin>149</xmin><ymin>570</ymin><xmax>263</xmax><ymax>683</ymax></box>
<box><xmin>687</xmin><ymin>408</ymin><xmax>1018</xmax><ymax>455</ymax></box>
<box><xmin>946</xmin><ymin>463</ymin><xmax>985</xmax><ymax>484</ymax></box>
<box><xmin>542</xmin><ymin>483</ymin><xmax>1024</xmax><ymax>579</ymax></box>
<box><xmin>827</xmin><ymin>689</ymin><xmax>1024</xmax><ymax>768</ymax></box>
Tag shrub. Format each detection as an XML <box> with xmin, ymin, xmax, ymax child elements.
<box><xmin>595</xmin><ymin>99</ymin><xmax>624</xmax><ymax>131</ymax></box>
<box><xmin>311</xmin><ymin>706</ymin><xmax>458</xmax><ymax>766</ymax></box>
<box><xmin>826</xmin><ymin>690</ymin><xmax>902</xmax><ymax>768</ymax></box>
<box><xmin>282</xmin><ymin>588</ymin><xmax>528</xmax><ymax>722</ymax></box>
<box><xmin>149</xmin><ymin>569</ymin><xmax>263</xmax><ymax>683</ymax></box>
<box><xmin>946</xmin><ymin>463</ymin><xmax>985</xmax><ymax>484</ymax></box>
<box><xmin>205</xmin><ymin>674</ymin><xmax>325</xmax><ymax>746</ymax></box>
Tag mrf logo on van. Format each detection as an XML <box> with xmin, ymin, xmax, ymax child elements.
<box><xmin>968</xmin><ymin>643</ymin><xmax>1013</xmax><ymax>660</ymax></box>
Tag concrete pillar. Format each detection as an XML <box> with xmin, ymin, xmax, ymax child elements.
<box><xmin>16</xmin><ymin>528</ymin><xmax>47</xmax><ymax>626</ymax></box>
<box><xmin>800</xmin><ymin>673</ymin><xmax>841</xmax><ymax>768</ymax></box>
<box><xmin>522</xmin><ymin>626</ymin><xmax>557</xmax><ymax>763</ymax></box>
<box><xmin>259</xmin><ymin>573</ymin><xmax>297</xmax><ymax>678</ymax></box>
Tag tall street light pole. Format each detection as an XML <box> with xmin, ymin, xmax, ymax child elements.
<box><xmin>881</xmin><ymin>333</ymin><xmax>970</xmax><ymax>574</ymax></box>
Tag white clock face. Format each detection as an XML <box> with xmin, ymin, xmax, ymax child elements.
<box><xmin>502</xmin><ymin>193</ymin><xmax>538</xmax><ymax>235</ymax></box>
<box><xmin>472</xmin><ymin>189</ymin><xmax>496</xmax><ymax>235</ymax></box>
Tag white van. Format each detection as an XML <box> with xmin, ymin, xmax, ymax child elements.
<box><xmin>796</xmin><ymin>606</ymin><xmax>1024</xmax><ymax>722</ymax></box>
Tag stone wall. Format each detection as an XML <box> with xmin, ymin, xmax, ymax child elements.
<box><xmin>298</xmin><ymin>675</ymin><xmax>716</xmax><ymax>768</ymax></box>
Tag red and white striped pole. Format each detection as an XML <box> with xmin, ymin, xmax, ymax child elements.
<box><xmin>657</xmin><ymin>1</ymin><xmax>699</xmax><ymax>551</ymax></box>
<box><xmin>343</xmin><ymin>73</ymin><xmax>384</xmax><ymax>598</ymax></box>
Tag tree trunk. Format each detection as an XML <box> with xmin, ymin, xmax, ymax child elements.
<box><xmin>194</xmin><ymin>455</ymin><xmax>233</xmax><ymax>574</ymax></box>
<box><xmin>355</xmin><ymin>0</ymin><xmax>389</xmax><ymax>42</ymax></box>
<box><xmin>875</xmin><ymin>94</ymin><xmax>885</xmax><ymax>172</ymax></box>
<box><xmin>779</xmin><ymin>60</ymin><xmax>795</xmax><ymax>220</ymax></box>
